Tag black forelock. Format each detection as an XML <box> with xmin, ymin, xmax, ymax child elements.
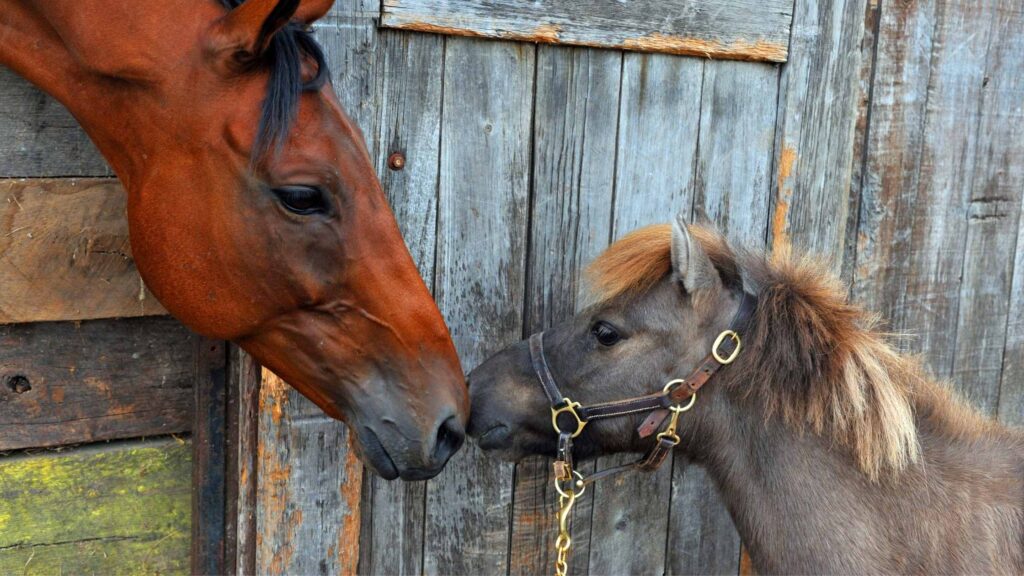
<box><xmin>218</xmin><ymin>0</ymin><xmax>330</xmax><ymax>159</ymax></box>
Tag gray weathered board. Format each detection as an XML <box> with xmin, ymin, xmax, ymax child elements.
<box><xmin>1</xmin><ymin>0</ymin><xmax>1021</xmax><ymax>574</ymax></box>
<box><xmin>381</xmin><ymin>0</ymin><xmax>796</xmax><ymax>62</ymax></box>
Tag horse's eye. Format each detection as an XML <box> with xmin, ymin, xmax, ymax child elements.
<box><xmin>591</xmin><ymin>321</ymin><xmax>622</xmax><ymax>347</ymax></box>
<box><xmin>273</xmin><ymin>185</ymin><xmax>329</xmax><ymax>215</ymax></box>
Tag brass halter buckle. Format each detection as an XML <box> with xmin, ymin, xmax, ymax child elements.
<box><xmin>712</xmin><ymin>329</ymin><xmax>742</xmax><ymax>364</ymax></box>
<box><xmin>551</xmin><ymin>398</ymin><xmax>587</xmax><ymax>438</ymax></box>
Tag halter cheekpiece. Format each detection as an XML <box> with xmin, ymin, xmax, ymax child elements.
<box><xmin>529</xmin><ymin>290</ymin><xmax>757</xmax><ymax>576</ymax></box>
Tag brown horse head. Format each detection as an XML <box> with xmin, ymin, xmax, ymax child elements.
<box><xmin>1</xmin><ymin>0</ymin><xmax>466</xmax><ymax>479</ymax></box>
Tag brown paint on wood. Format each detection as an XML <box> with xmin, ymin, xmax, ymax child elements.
<box><xmin>772</xmin><ymin>147</ymin><xmax>797</xmax><ymax>244</ymax></box>
<box><xmin>0</xmin><ymin>178</ymin><xmax>166</xmax><ymax>323</ymax></box>
<box><xmin>335</xmin><ymin>436</ymin><xmax>364</xmax><ymax>571</ymax></box>
<box><xmin>620</xmin><ymin>33</ymin><xmax>787</xmax><ymax>62</ymax></box>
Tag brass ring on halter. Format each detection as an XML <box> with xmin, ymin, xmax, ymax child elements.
<box><xmin>554</xmin><ymin>470</ymin><xmax>586</xmax><ymax>499</ymax></box>
<box><xmin>712</xmin><ymin>330</ymin><xmax>742</xmax><ymax>364</ymax></box>
<box><xmin>551</xmin><ymin>399</ymin><xmax>587</xmax><ymax>438</ymax></box>
<box><xmin>662</xmin><ymin>380</ymin><xmax>698</xmax><ymax>412</ymax></box>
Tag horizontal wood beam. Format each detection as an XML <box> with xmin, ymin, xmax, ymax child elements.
<box><xmin>0</xmin><ymin>439</ymin><xmax>191</xmax><ymax>575</ymax></box>
<box><xmin>0</xmin><ymin>317</ymin><xmax>199</xmax><ymax>450</ymax></box>
<box><xmin>0</xmin><ymin>178</ymin><xmax>166</xmax><ymax>324</ymax></box>
<box><xmin>381</xmin><ymin>0</ymin><xmax>794</xmax><ymax>62</ymax></box>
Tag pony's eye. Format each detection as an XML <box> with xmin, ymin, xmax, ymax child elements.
<box><xmin>591</xmin><ymin>321</ymin><xmax>622</xmax><ymax>347</ymax></box>
<box><xmin>272</xmin><ymin>185</ymin><xmax>329</xmax><ymax>215</ymax></box>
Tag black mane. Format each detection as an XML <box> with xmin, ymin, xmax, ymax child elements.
<box><xmin>219</xmin><ymin>0</ymin><xmax>330</xmax><ymax>158</ymax></box>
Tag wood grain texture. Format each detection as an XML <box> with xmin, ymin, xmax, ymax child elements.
<box><xmin>422</xmin><ymin>36</ymin><xmax>534</xmax><ymax>576</ymax></box>
<box><xmin>771</xmin><ymin>0</ymin><xmax>868</xmax><ymax>263</ymax></box>
<box><xmin>583</xmin><ymin>52</ymin><xmax>704</xmax><ymax>576</ymax></box>
<box><xmin>381</xmin><ymin>0</ymin><xmax>794</xmax><ymax>62</ymax></box>
<box><xmin>229</xmin><ymin>347</ymin><xmax>262</xmax><ymax>576</ymax></box>
<box><xmin>509</xmin><ymin>44</ymin><xmax>622</xmax><ymax>576</ymax></box>
<box><xmin>0</xmin><ymin>69</ymin><xmax>110</xmax><ymax>178</ymax></box>
<box><xmin>668</xmin><ymin>59</ymin><xmax>778</xmax><ymax>576</ymax></box>
<box><xmin>0</xmin><ymin>439</ymin><xmax>191</xmax><ymax>575</ymax></box>
<box><xmin>0</xmin><ymin>178</ymin><xmax>166</xmax><ymax>323</ymax></box>
<box><xmin>0</xmin><ymin>317</ymin><xmax>197</xmax><ymax>451</ymax></box>
<box><xmin>852</xmin><ymin>0</ymin><xmax>998</xmax><ymax>381</ymax></box>
<box><xmin>948</xmin><ymin>0</ymin><xmax>1024</xmax><ymax>415</ymax></box>
<box><xmin>359</xmin><ymin>29</ymin><xmax>446</xmax><ymax>576</ymax></box>
<box><xmin>999</xmin><ymin>205</ymin><xmax>1024</xmax><ymax>427</ymax></box>
<box><xmin>254</xmin><ymin>370</ymin><xmax>363</xmax><ymax>576</ymax></box>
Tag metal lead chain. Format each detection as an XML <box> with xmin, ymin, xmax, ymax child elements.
<box><xmin>553</xmin><ymin>469</ymin><xmax>585</xmax><ymax>576</ymax></box>
<box><xmin>554</xmin><ymin>490</ymin><xmax>575</xmax><ymax>576</ymax></box>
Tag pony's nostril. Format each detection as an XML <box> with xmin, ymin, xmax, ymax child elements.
<box><xmin>432</xmin><ymin>415</ymin><xmax>465</xmax><ymax>465</ymax></box>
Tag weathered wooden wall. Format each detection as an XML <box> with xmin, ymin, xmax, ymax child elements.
<box><xmin>1</xmin><ymin>0</ymin><xmax>1021</xmax><ymax>574</ymax></box>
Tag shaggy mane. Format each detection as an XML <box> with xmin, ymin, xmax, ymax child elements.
<box><xmin>585</xmin><ymin>224</ymin><xmax>940</xmax><ymax>480</ymax></box>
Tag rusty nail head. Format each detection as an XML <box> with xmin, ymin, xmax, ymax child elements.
<box><xmin>388</xmin><ymin>152</ymin><xmax>406</xmax><ymax>171</ymax></box>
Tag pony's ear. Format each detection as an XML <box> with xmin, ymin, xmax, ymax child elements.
<box><xmin>208</xmin><ymin>0</ymin><xmax>332</xmax><ymax>68</ymax></box>
<box><xmin>671</xmin><ymin>212</ymin><xmax>720</xmax><ymax>293</ymax></box>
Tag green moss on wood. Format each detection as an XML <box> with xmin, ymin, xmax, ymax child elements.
<box><xmin>0</xmin><ymin>439</ymin><xmax>191</xmax><ymax>575</ymax></box>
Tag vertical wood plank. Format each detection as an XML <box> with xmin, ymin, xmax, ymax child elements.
<box><xmin>668</xmin><ymin>59</ymin><xmax>778</xmax><ymax>576</ymax></box>
<box><xmin>852</xmin><ymin>0</ymin><xmax>999</xmax><ymax>380</ymax></box>
<box><xmin>229</xmin><ymin>347</ymin><xmax>261</xmax><ymax>576</ymax></box>
<box><xmin>422</xmin><ymin>36</ymin><xmax>534</xmax><ymax>576</ymax></box>
<box><xmin>359</xmin><ymin>29</ymin><xmax>446</xmax><ymax>576</ymax></box>
<box><xmin>949</xmin><ymin>0</ymin><xmax>1024</xmax><ymax>415</ymax></box>
<box><xmin>192</xmin><ymin>339</ymin><xmax>229</xmax><ymax>576</ymax></box>
<box><xmin>254</xmin><ymin>371</ymin><xmax>363</xmax><ymax>575</ymax></box>
<box><xmin>999</xmin><ymin>207</ymin><xmax>1024</xmax><ymax>427</ymax></box>
<box><xmin>771</xmin><ymin>0</ymin><xmax>869</xmax><ymax>262</ymax></box>
<box><xmin>508</xmin><ymin>44</ymin><xmax>622</xmax><ymax>576</ymax></box>
<box><xmin>584</xmin><ymin>52</ymin><xmax>704</xmax><ymax>576</ymax></box>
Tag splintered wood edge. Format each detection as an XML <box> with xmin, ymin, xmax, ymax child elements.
<box><xmin>380</xmin><ymin>20</ymin><xmax>789</xmax><ymax>63</ymax></box>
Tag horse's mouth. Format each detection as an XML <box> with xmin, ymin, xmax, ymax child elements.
<box><xmin>358</xmin><ymin>426</ymin><xmax>399</xmax><ymax>480</ymax></box>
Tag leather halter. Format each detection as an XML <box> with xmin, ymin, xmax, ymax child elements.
<box><xmin>529</xmin><ymin>290</ymin><xmax>757</xmax><ymax>488</ymax></box>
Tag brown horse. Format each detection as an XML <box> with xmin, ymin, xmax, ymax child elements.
<box><xmin>0</xmin><ymin>0</ymin><xmax>467</xmax><ymax>480</ymax></box>
<box><xmin>468</xmin><ymin>216</ymin><xmax>1024</xmax><ymax>573</ymax></box>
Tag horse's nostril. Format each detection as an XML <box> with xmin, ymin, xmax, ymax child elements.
<box><xmin>432</xmin><ymin>415</ymin><xmax>465</xmax><ymax>465</ymax></box>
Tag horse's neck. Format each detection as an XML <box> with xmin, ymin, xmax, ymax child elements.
<box><xmin>694</xmin><ymin>387</ymin><xmax>1024</xmax><ymax>573</ymax></box>
<box><xmin>0</xmin><ymin>0</ymin><xmax>209</xmax><ymax>179</ymax></box>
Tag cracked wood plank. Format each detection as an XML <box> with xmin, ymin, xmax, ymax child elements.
<box><xmin>357</xmin><ymin>28</ymin><xmax>445</xmax><ymax>576</ymax></box>
<box><xmin>508</xmin><ymin>44</ymin><xmax>622</xmax><ymax>576</ymax></box>
<box><xmin>0</xmin><ymin>439</ymin><xmax>191</xmax><ymax>575</ymax></box>
<box><xmin>0</xmin><ymin>317</ymin><xmax>200</xmax><ymax>450</ymax></box>
<box><xmin>0</xmin><ymin>178</ymin><xmax>166</xmax><ymax>324</ymax></box>
<box><xmin>422</xmin><ymin>36</ymin><xmax>534</xmax><ymax>576</ymax></box>
<box><xmin>581</xmin><ymin>51</ymin><xmax>704</xmax><ymax>576</ymax></box>
<box><xmin>381</xmin><ymin>0</ymin><xmax>794</xmax><ymax>63</ymax></box>
<box><xmin>667</xmin><ymin>58</ymin><xmax>779</xmax><ymax>576</ymax></box>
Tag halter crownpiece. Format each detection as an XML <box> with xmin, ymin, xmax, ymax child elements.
<box><xmin>528</xmin><ymin>290</ymin><xmax>757</xmax><ymax>576</ymax></box>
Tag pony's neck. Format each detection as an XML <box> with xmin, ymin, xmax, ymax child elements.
<box><xmin>690</xmin><ymin>382</ymin><xmax>1023</xmax><ymax>573</ymax></box>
